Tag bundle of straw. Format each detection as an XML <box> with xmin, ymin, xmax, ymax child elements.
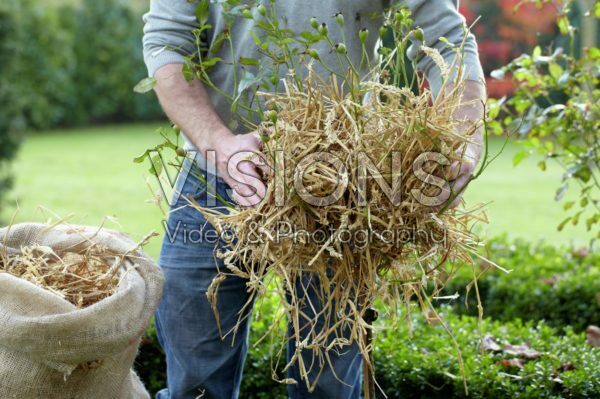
<box><xmin>192</xmin><ymin>69</ymin><xmax>488</xmax><ymax>390</ymax></box>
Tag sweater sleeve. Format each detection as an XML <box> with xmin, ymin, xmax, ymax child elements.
<box><xmin>142</xmin><ymin>0</ymin><xmax>201</xmax><ymax>77</ymax></box>
<box><xmin>405</xmin><ymin>0</ymin><xmax>484</xmax><ymax>94</ymax></box>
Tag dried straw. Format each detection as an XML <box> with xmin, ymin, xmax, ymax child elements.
<box><xmin>191</xmin><ymin>68</ymin><xmax>491</xmax><ymax>392</ymax></box>
<box><xmin>0</xmin><ymin>225</ymin><xmax>156</xmax><ymax>309</ymax></box>
<box><xmin>0</xmin><ymin>244</ymin><xmax>122</xmax><ymax>308</ymax></box>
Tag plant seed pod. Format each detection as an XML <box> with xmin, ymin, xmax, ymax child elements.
<box><xmin>265</xmin><ymin>110</ymin><xmax>278</xmax><ymax>124</ymax></box>
<box><xmin>335</xmin><ymin>43</ymin><xmax>347</xmax><ymax>55</ymax></box>
<box><xmin>395</xmin><ymin>10</ymin><xmax>406</xmax><ymax>24</ymax></box>
<box><xmin>257</xmin><ymin>5</ymin><xmax>267</xmax><ymax>17</ymax></box>
<box><xmin>318</xmin><ymin>23</ymin><xmax>328</xmax><ymax>36</ymax></box>
<box><xmin>359</xmin><ymin>28</ymin><xmax>369</xmax><ymax>44</ymax></box>
<box><xmin>306</xmin><ymin>49</ymin><xmax>320</xmax><ymax>60</ymax></box>
<box><xmin>335</xmin><ymin>12</ymin><xmax>344</xmax><ymax>28</ymax></box>
<box><xmin>310</xmin><ymin>17</ymin><xmax>319</xmax><ymax>30</ymax></box>
<box><xmin>413</xmin><ymin>28</ymin><xmax>424</xmax><ymax>42</ymax></box>
<box><xmin>242</xmin><ymin>9</ymin><xmax>253</xmax><ymax>19</ymax></box>
<box><xmin>379</xmin><ymin>24</ymin><xmax>389</xmax><ymax>39</ymax></box>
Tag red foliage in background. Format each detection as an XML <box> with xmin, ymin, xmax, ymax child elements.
<box><xmin>460</xmin><ymin>0</ymin><xmax>558</xmax><ymax>97</ymax></box>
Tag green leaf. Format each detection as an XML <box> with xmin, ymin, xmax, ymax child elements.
<box><xmin>182</xmin><ymin>63</ymin><xmax>194</xmax><ymax>81</ymax></box>
<box><xmin>554</xmin><ymin>184</ymin><xmax>569</xmax><ymax>202</ymax></box>
<box><xmin>537</xmin><ymin>160</ymin><xmax>546</xmax><ymax>171</ymax></box>
<box><xmin>249</xmin><ymin>31</ymin><xmax>262</xmax><ymax>47</ymax></box>
<box><xmin>237</xmin><ymin>70</ymin><xmax>258</xmax><ymax>97</ymax></box>
<box><xmin>557</xmin><ymin>16</ymin><xmax>570</xmax><ymax>35</ymax></box>
<box><xmin>149</xmin><ymin>154</ymin><xmax>163</xmax><ymax>177</ymax></box>
<box><xmin>586</xmin><ymin>215</ymin><xmax>598</xmax><ymax>231</ymax></box>
<box><xmin>557</xmin><ymin>216</ymin><xmax>571</xmax><ymax>231</ymax></box>
<box><xmin>513</xmin><ymin>150</ymin><xmax>528</xmax><ymax>166</ymax></box>
<box><xmin>133</xmin><ymin>77</ymin><xmax>156</xmax><ymax>94</ymax></box>
<box><xmin>239</xmin><ymin>57</ymin><xmax>259</xmax><ymax>66</ymax></box>
<box><xmin>133</xmin><ymin>151</ymin><xmax>150</xmax><ymax>164</ymax></box>
<box><xmin>486</xmin><ymin>99</ymin><xmax>501</xmax><ymax>119</ymax></box>
<box><xmin>202</xmin><ymin>57</ymin><xmax>222</xmax><ymax>70</ymax></box>
<box><xmin>196</xmin><ymin>0</ymin><xmax>210</xmax><ymax>25</ymax></box>
<box><xmin>299</xmin><ymin>31</ymin><xmax>322</xmax><ymax>43</ymax></box>
<box><xmin>563</xmin><ymin>201</ymin><xmax>575</xmax><ymax>211</ymax></box>
<box><xmin>573</xmin><ymin>166</ymin><xmax>592</xmax><ymax>183</ymax></box>
<box><xmin>210</xmin><ymin>31</ymin><xmax>228</xmax><ymax>53</ymax></box>
<box><xmin>532</xmin><ymin>45</ymin><xmax>542</xmax><ymax>59</ymax></box>
<box><xmin>548</xmin><ymin>63</ymin><xmax>563</xmax><ymax>80</ymax></box>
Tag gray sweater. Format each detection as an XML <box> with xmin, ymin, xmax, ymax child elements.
<box><xmin>143</xmin><ymin>0</ymin><xmax>483</xmax><ymax>134</ymax></box>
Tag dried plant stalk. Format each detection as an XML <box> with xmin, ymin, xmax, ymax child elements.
<box><xmin>191</xmin><ymin>71</ymin><xmax>491</xmax><ymax>391</ymax></box>
<box><xmin>0</xmin><ymin>226</ymin><xmax>156</xmax><ymax>308</ymax></box>
<box><xmin>0</xmin><ymin>246</ymin><xmax>120</xmax><ymax>308</ymax></box>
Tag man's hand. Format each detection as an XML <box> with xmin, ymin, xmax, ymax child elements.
<box><xmin>153</xmin><ymin>64</ymin><xmax>267</xmax><ymax>208</ymax></box>
<box><xmin>208</xmin><ymin>129</ymin><xmax>267</xmax><ymax>208</ymax></box>
<box><xmin>444</xmin><ymin>80</ymin><xmax>486</xmax><ymax>208</ymax></box>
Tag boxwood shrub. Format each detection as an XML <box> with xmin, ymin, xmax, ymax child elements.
<box><xmin>373</xmin><ymin>310</ymin><xmax>599</xmax><ymax>398</ymax></box>
<box><xmin>137</xmin><ymin>304</ymin><xmax>599</xmax><ymax>398</ymax></box>
<box><xmin>442</xmin><ymin>238</ymin><xmax>599</xmax><ymax>331</ymax></box>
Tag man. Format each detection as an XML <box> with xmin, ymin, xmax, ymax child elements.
<box><xmin>143</xmin><ymin>1</ymin><xmax>485</xmax><ymax>398</ymax></box>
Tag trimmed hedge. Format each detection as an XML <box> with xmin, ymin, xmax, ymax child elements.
<box><xmin>137</xmin><ymin>297</ymin><xmax>599</xmax><ymax>398</ymax></box>
<box><xmin>135</xmin><ymin>238</ymin><xmax>600</xmax><ymax>397</ymax></box>
<box><xmin>374</xmin><ymin>311</ymin><xmax>599</xmax><ymax>399</ymax></box>
<box><xmin>137</xmin><ymin>309</ymin><xmax>599</xmax><ymax>398</ymax></box>
<box><xmin>443</xmin><ymin>238</ymin><xmax>599</xmax><ymax>331</ymax></box>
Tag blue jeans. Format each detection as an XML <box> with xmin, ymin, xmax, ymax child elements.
<box><xmin>155</xmin><ymin>160</ymin><xmax>362</xmax><ymax>399</ymax></box>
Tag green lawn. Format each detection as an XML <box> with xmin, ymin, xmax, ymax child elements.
<box><xmin>1</xmin><ymin>123</ymin><xmax>593</xmax><ymax>261</ymax></box>
<box><xmin>2</xmin><ymin>124</ymin><xmax>165</xmax><ymax>259</ymax></box>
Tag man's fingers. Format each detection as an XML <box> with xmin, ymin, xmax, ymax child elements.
<box><xmin>436</xmin><ymin>160</ymin><xmax>474</xmax><ymax>210</ymax></box>
<box><xmin>231</xmin><ymin>191</ymin><xmax>253</xmax><ymax>208</ymax></box>
<box><xmin>231</xmin><ymin>188</ymin><xmax>263</xmax><ymax>208</ymax></box>
<box><xmin>229</xmin><ymin>181</ymin><xmax>261</xmax><ymax>207</ymax></box>
<box><xmin>231</xmin><ymin>181</ymin><xmax>255</xmax><ymax>198</ymax></box>
<box><xmin>246</xmin><ymin>150</ymin><xmax>271</xmax><ymax>178</ymax></box>
<box><xmin>254</xmin><ymin>158</ymin><xmax>271</xmax><ymax>179</ymax></box>
<box><xmin>227</xmin><ymin>164</ymin><xmax>267</xmax><ymax>208</ymax></box>
<box><xmin>448</xmin><ymin>157</ymin><xmax>475</xmax><ymax>181</ymax></box>
<box><xmin>448</xmin><ymin>161</ymin><xmax>462</xmax><ymax>181</ymax></box>
<box><xmin>447</xmin><ymin>173</ymin><xmax>471</xmax><ymax>208</ymax></box>
<box><xmin>238</xmin><ymin>162</ymin><xmax>267</xmax><ymax>196</ymax></box>
<box><xmin>253</xmin><ymin>132</ymin><xmax>265</xmax><ymax>149</ymax></box>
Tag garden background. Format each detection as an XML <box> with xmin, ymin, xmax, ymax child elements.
<box><xmin>0</xmin><ymin>0</ymin><xmax>598</xmax><ymax>397</ymax></box>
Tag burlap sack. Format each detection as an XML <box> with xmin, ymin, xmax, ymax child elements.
<box><xmin>0</xmin><ymin>223</ymin><xmax>164</xmax><ymax>399</ymax></box>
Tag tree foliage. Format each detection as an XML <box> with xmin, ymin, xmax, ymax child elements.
<box><xmin>490</xmin><ymin>0</ymin><xmax>599</xmax><ymax>239</ymax></box>
<box><xmin>0</xmin><ymin>0</ymin><xmax>163</xmax><ymax>213</ymax></box>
